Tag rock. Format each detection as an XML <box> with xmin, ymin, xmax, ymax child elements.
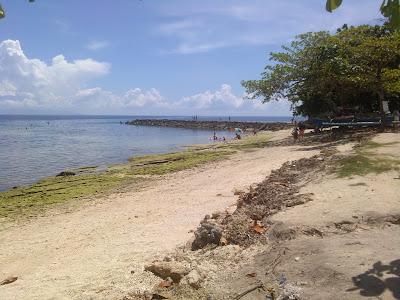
<box><xmin>277</xmin><ymin>282</ymin><xmax>302</xmax><ymax>300</ymax></box>
<box><xmin>182</xmin><ymin>270</ymin><xmax>203</xmax><ymax>289</ymax></box>
<box><xmin>145</xmin><ymin>261</ymin><xmax>190</xmax><ymax>283</ymax></box>
<box><xmin>56</xmin><ymin>171</ymin><xmax>75</xmax><ymax>177</ymax></box>
<box><xmin>211</xmin><ymin>211</ymin><xmax>221</xmax><ymax>219</ymax></box>
<box><xmin>269</xmin><ymin>222</ymin><xmax>296</xmax><ymax>241</ymax></box>
<box><xmin>219</xmin><ymin>236</ymin><xmax>228</xmax><ymax>246</ymax></box>
<box><xmin>192</xmin><ymin>217</ymin><xmax>223</xmax><ymax>250</ymax></box>
<box><xmin>125</xmin><ymin>119</ymin><xmax>291</xmax><ymax>132</ymax></box>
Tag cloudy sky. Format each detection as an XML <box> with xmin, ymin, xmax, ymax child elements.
<box><xmin>0</xmin><ymin>0</ymin><xmax>381</xmax><ymax>116</ymax></box>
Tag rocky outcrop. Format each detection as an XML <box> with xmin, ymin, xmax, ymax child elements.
<box><xmin>125</xmin><ymin>119</ymin><xmax>291</xmax><ymax>131</ymax></box>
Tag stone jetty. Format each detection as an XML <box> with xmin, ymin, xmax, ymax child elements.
<box><xmin>125</xmin><ymin>119</ymin><xmax>291</xmax><ymax>131</ymax></box>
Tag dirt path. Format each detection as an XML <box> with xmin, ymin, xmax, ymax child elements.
<box><xmin>0</xmin><ymin>131</ymin><xmax>318</xmax><ymax>299</ymax></box>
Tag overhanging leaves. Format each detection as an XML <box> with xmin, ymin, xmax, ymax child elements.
<box><xmin>0</xmin><ymin>5</ymin><xmax>4</xmax><ymax>19</ymax></box>
<box><xmin>326</xmin><ymin>0</ymin><xmax>343</xmax><ymax>13</ymax></box>
<box><xmin>381</xmin><ymin>0</ymin><xmax>400</xmax><ymax>28</ymax></box>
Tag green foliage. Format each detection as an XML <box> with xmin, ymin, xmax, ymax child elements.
<box><xmin>381</xmin><ymin>0</ymin><xmax>400</xmax><ymax>28</ymax></box>
<box><xmin>326</xmin><ymin>0</ymin><xmax>343</xmax><ymax>12</ymax></box>
<box><xmin>242</xmin><ymin>24</ymin><xmax>400</xmax><ymax>118</ymax></box>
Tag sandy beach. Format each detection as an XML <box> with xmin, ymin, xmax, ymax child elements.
<box><xmin>0</xmin><ymin>130</ymin><xmax>318</xmax><ymax>299</ymax></box>
<box><xmin>0</xmin><ymin>130</ymin><xmax>399</xmax><ymax>300</ymax></box>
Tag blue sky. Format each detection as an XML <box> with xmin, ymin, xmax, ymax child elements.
<box><xmin>0</xmin><ymin>0</ymin><xmax>381</xmax><ymax>115</ymax></box>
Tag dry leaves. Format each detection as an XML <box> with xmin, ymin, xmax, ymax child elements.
<box><xmin>253</xmin><ymin>220</ymin><xmax>266</xmax><ymax>234</ymax></box>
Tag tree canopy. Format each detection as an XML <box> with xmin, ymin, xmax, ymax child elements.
<box><xmin>242</xmin><ymin>24</ymin><xmax>400</xmax><ymax>119</ymax></box>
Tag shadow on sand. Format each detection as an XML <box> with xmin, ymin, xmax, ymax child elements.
<box><xmin>347</xmin><ymin>259</ymin><xmax>400</xmax><ymax>299</ymax></box>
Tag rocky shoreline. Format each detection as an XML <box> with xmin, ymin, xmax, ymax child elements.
<box><xmin>126</xmin><ymin>119</ymin><xmax>292</xmax><ymax>131</ymax></box>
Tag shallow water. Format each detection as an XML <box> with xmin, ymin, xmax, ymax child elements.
<box><xmin>0</xmin><ymin>115</ymin><xmax>291</xmax><ymax>191</ymax></box>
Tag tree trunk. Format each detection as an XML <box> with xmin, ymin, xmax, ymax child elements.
<box><xmin>376</xmin><ymin>67</ymin><xmax>385</xmax><ymax>132</ymax></box>
<box><xmin>377</xmin><ymin>88</ymin><xmax>386</xmax><ymax>132</ymax></box>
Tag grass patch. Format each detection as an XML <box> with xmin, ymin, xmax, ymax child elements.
<box><xmin>335</xmin><ymin>140</ymin><xmax>400</xmax><ymax>178</ymax></box>
<box><xmin>126</xmin><ymin>149</ymin><xmax>234</xmax><ymax>175</ymax></box>
<box><xmin>0</xmin><ymin>133</ymin><xmax>271</xmax><ymax>221</ymax></box>
<box><xmin>360</xmin><ymin>140</ymin><xmax>399</xmax><ymax>150</ymax></box>
<box><xmin>0</xmin><ymin>172</ymin><xmax>125</xmax><ymax>220</ymax></box>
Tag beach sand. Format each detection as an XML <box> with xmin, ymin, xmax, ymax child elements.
<box><xmin>0</xmin><ymin>130</ymin><xmax>319</xmax><ymax>299</ymax></box>
<box><xmin>1</xmin><ymin>131</ymin><xmax>398</xmax><ymax>300</ymax></box>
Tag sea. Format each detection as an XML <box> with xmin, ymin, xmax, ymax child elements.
<box><xmin>0</xmin><ymin>115</ymin><xmax>292</xmax><ymax>191</ymax></box>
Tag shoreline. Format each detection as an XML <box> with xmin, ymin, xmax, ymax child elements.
<box><xmin>0</xmin><ymin>130</ymin><xmax>277</xmax><ymax>224</ymax></box>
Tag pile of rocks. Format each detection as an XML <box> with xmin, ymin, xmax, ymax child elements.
<box><xmin>126</xmin><ymin>119</ymin><xmax>291</xmax><ymax>131</ymax></box>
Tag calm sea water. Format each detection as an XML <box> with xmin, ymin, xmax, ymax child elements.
<box><xmin>0</xmin><ymin>115</ymin><xmax>291</xmax><ymax>191</ymax></box>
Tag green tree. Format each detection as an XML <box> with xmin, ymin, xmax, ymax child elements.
<box><xmin>242</xmin><ymin>25</ymin><xmax>400</xmax><ymax>123</ymax></box>
<box><xmin>336</xmin><ymin>25</ymin><xmax>400</xmax><ymax>128</ymax></box>
<box><xmin>242</xmin><ymin>31</ymin><xmax>349</xmax><ymax>118</ymax></box>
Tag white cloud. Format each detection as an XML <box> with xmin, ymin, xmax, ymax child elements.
<box><xmin>176</xmin><ymin>84</ymin><xmax>290</xmax><ymax>115</ymax></box>
<box><xmin>0</xmin><ymin>39</ymin><xmax>110</xmax><ymax>111</ymax></box>
<box><xmin>0</xmin><ymin>40</ymin><xmax>290</xmax><ymax>115</ymax></box>
<box><xmin>86</xmin><ymin>40</ymin><xmax>110</xmax><ymax>51</ymax></box>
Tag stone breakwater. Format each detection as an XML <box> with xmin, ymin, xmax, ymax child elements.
<box><xmin>126</xmin><ymin>119</ymin><xmax>291</xmax><ymax>131</ymax></box>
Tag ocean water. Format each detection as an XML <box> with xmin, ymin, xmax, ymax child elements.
<box><xmin>0</xmin><ymin>115</ymin><xmax>291</xmax><ymax>191</ymax></box>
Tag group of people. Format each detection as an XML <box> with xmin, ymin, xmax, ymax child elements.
<box><xmin>212</xmin><ymin>132</ymin><xmax>227</xmax><ymax>141</ymax></box>
<box><xmin>292</xmin><ymin>121</ymin><xmax>306</xmax><ymax>142</ymax></box>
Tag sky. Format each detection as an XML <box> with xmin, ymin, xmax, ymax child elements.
<box><xmin>0</xmin><ymin>0</ymin><xmax>382</xmax><ymax>116</ymax></box>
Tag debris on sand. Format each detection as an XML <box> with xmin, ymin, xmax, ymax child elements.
<box><xmin>181</xmin><ymin>270</ymin><xmax>204</xmax><ymax>289</ymax></box>
<box><xmin>145</xmin><ymin>261</ymin><xmax>190</xmax><ymax>283</ymax></box>
<box><xmin>191</xmin><ymin>155</ymin><xmax>326</xmax><ymax>249</ymax></box>
<box><xmin>0</xmin><ymin>276</ymin><xmax>18</xmax><ymax>285</ymax></box>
